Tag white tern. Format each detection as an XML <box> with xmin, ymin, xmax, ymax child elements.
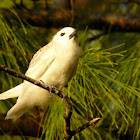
<box><xmin>0</xmin><ymin>27</ymin><xmax>81</xmax><ymax>120</ymax></box>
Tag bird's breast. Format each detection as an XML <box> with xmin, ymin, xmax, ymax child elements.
<box><xmin>41</xmin><ymin>50</ymin><xmax>79</xmax><ymax>89</ymax></box>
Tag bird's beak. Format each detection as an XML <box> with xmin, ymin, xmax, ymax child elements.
<box><xmin>69</xmin><ymin>29</ymin><xmax>78</xmax><ymax>39</ymax></box>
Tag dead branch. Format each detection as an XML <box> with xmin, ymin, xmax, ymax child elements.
<box><xmin>0</xmin><ymin>65</ymin><xmax>100</xmax><ymax>139</ymax></box>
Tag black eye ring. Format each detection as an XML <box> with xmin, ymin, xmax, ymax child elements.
<box><xmin>61</xmin><ymin>33</ymin><xmax>65</xmax><ymax>36</ymax></box>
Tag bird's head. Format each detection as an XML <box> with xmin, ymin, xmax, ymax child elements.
<box><xmin>52</xmin><ymin>27</ymin><xmax>78</xmax><ymax>46</ymax></box>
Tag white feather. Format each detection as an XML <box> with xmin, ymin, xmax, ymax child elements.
<box><xmin>0</xmin><ymin>27</ymin><xmax>81</xmax><ymax>120</ymax></box>
<box><xmin>0</xmin><ymin>83</ymin><xmax>23</xmax><ymax>100</ymax></box>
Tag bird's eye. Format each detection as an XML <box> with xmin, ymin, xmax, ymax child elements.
<box><xmin>60</xmin><ymin>33</ymin><xmax>65</xmax><ymax>36</ymax></box>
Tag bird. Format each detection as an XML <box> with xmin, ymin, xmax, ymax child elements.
<box><xmin>0</xmin><ymin>27</ymin><xmax>81</xmax><ymax>120</ymax></box>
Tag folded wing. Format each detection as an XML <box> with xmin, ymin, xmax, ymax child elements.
<box><xmin>25</xmin><ymin>42</ymin><xmax>56</xmax><ymax>80</ymax></box>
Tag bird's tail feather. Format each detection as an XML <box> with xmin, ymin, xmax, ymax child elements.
<box><xmin>5</xmin><ymin>100</ymin><xmax>28</xmax><ymax>120</ymax></box>
<box><xmin>0</xmin><ymin>83</ymin><xmax>23</xmax><ymax>100</ymax></box>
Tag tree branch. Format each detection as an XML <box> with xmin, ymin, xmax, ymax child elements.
<box><xmin>2</xmin><ymin>9</ymin><xmax>140</xmax><ymax>32</ymax></box>
<box><xmin>64</xmin><ymin>118</ymin><xmax>101</xmax><ymax>140</ymax></box>
<box><xmin>0</xmin><ymin>65</ymin><xmax>63</xmax><ymax>98</ymax></box>
<box><xmin>63</xmin><ymin>96</ymin><xmax>73</xmax><ymax>140</ymax></box>
<box><xmin>0</xmin><ymin>65</ymin><xmax>100</xmax><ymax>139</ymax></box>
<box><xmin>71</xmin><ymin>118</ymin><xmax>100</xmax><ymax>137</ymax></box>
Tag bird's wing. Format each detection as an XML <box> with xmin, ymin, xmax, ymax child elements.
<box><xmin>25</xmin><ymin>43</ymin><xmax>56</xmax><ymax>80</ymax></box>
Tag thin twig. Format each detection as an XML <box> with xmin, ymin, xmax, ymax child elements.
<box><xmin>69</xmin><ymin>0</ymin><xmax>74</xmax><ymax>26</ymax></box>
<box><xmin>71</xmin><ymin>118</ymin><xmax>101</xmax><ymax>137</ymax></box>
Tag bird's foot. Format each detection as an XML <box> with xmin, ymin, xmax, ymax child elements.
<box><xmin>39</xmin><ymin>80</ymin><xmax>53</xmax><ymax>97</ymax></box>
<box><xmin>61</xmin><ymin>91</ymin><xmax>66</xmax><ymax>100</ymax></box>
<box><xmin>39</xmin><ymin>80</ymin><xmax>65</xmax><ymax>98</ymax></box>
<box><xmin>48</xmin><ymin>85</ymin><xmax>54</xmax><ymax>97</ymax></box>
<box><xmin>39</xmin><ymin>80</ymin><xmax>45</xmax><ymax>84</ymax></box>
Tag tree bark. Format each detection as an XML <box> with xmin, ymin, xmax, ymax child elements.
<box><xmin>2</xmin><ymin>9</ymin><xmax>140</xmax><ymax>32</ymax></box>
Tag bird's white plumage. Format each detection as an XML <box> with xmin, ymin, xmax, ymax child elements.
<box><xmin>0</xmin><ymin>83</ymin><xmax>23</xmax><ymax>100</ymax></box>
<box><xmin>25</xmin><ymin>43</ymin><xmax>56</xmax><ymax>80</ymax></box>
<box><xmin>0</xmin><ymin>27</ymin><xmax>81</xmax><ymax>120</ymax></box>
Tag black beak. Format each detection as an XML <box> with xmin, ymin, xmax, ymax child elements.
<box><xmin>69</xmin><ymin>29</ymin><xmax>78</xmax><ymax>39</ymax></box>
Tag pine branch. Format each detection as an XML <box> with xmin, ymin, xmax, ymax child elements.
<box><xmin>64</xmin><ymin>118</ymin><xmax>101</xmax><ymax>140</ymax></box>
<box><xmin>71</xmin><ymin>118</ymin><xmax>100</xmax><ymax>136</ymax></box>
<box><xmin>0</xmin><ymin>65</ymin><xmax>100</xmax><ymax>139</ymax></box>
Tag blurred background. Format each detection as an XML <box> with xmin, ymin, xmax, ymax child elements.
<box><xmin>0</xmin><ymin>0</ymin><xmax>140</xmax><ymax>140</ymax></box>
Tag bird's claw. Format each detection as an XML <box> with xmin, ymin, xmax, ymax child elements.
<box><xmin>40</xmin><ymin>80</ymin><xmax>45</xmax><ymax>84</ymax></box>
<box><xmin>61</xmin><ymin>91</ymin><xmax>66</xmax><ymax>100</ymax></box>
<box><xmin>39</xmin><ymin>80</ymin><xmax>65</xmax><ymax>99</ymax></box>
<box><xmin>39</xmin><ymin>80</ymin><xmax>53</xmax><ymax>97</ymax></box>
<box><xmin>48</xmin><ymin>85</ymin><xmax>54</xmax><ymax>97</ymax></box>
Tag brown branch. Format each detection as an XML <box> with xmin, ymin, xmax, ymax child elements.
<box><xmin>0</xmin><ymin>65</ymin><xmax>100</xmax><ymax>139</ymax></box>
<box><xmin>71</xmin><ymin>118</ymin><xmax>100</xmax><ymax>136</ymax></box>
<box><xmin>69</xmin><ymin>0</ymin><xmax>74</xmax><ymax>26</ymax></box>
<box><xmin>132</xmin><ymin>0</ymin><xmax>140</xmax><ymax>4</ymax></box>
<box><xmin>64</xmin><ymin>118</ymin><xmax>101</xmax><ymax>140</ymax></box>
<box><xmin>114</xmin><ymin>0</ymin><xmax>140</xmax><ymax>5</ymax></box>
<box><xmin>63</xmin><ymin>96</ymin><xmax>73</xmax><ymax>140</ymax></box>
<box><xmin>0</xmin><ymin>64</ymin><xmax>63</xmax><ymax>98</ymax></box>
<box><xmin>2</xmin><ymin>9</ymin><xmax>140</xmax><ymax>32</ymax></box>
